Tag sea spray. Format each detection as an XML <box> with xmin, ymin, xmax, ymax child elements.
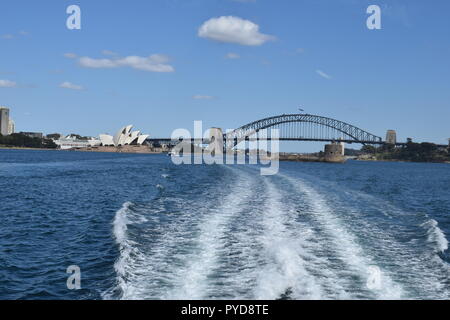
<box><xmin>422</xmin><ymin>219</ymin><xmax>449</xmax><ymax>253</ymax></box>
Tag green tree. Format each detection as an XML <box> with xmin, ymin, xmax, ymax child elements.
<box><xmin>361</xmin><ymin>145</ymin><xmax>377</xmax><ymax>154</ymax></box>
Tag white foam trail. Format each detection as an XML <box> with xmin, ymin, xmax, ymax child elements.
<box><xmin>106</xmin><ymin>202</ymin><xmax>141</xmax><ymax>299</ymax></box>
<box><xmin>107</xmin><ymin>165</ymin><xmax>450</xmax><ymax>300</ymax></box>
<box><xmin>164</xmin><ymin>167</ymin><xmax>254</xmax><ymax>299</ymax></box>
<box><xmin>113</xmin><ymin>202</ymin><xmax>132</xmax><ymax>245</ymax></box>
<box><xmin>229</xmin><ymin>166</ymin><xmax>450</xmax><ymax>299</ymax></box>
<box><xmin>281</xmin><ymin>175</ymin><xmax>404</xmax><ymax>299</ymax></box>
<box><xmin>107</xmin><ymin>201</ymin><xmax>154</xmax><ymax>300</ymax></box>
<box><xmin>254</xmin><ymin>178</ymin><xmax>324</xmax><ymax>299</ymax></box>
<box><xmin>422</xmin><ymin>219</ymin><xmax>449</xmax><ymax>253</ymax></box>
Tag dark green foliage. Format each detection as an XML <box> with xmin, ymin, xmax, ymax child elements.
<box><xmin>0</xmin><ymin>133</ymin><xmax>57</xmax><ymax>149</ymax></box>
<box><xmin>46</xmin><ymin>133</ymin><xmax>61</xmax><ymax>140</ymax></box>
<box><xmin>361</xmin><ymin>142</ymin><xmax>450</xmax><ymax>162</ymax></box>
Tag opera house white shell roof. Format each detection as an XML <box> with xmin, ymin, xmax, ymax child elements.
<box><xmin>99</xmin><ymin>125</ymin><xmax>149</xmax><ymax>147</ymax></box>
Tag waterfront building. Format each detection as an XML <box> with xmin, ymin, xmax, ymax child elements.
<box><xmin>99</xmin><ymin>134</ymin><xmax>114</xmax><ymax>146</ymax></box>
<box><xmin>8</xmin><ymin>119</ymin><xmax>15</xmax><ymax>135</ymax></box>
<box><xmin>53</xmin><ymin>135</ymin><xmax>101</xmax><ymax>150</ymax></box>
<box><xmin>0</xmin><ymin>106</ymin><xmax>10</xmax><ymax>136</ymax></box>
<box><xmin>99</xmin><ymin>125</ymin><xmax>149</xmax><ymax>147</ymax></box>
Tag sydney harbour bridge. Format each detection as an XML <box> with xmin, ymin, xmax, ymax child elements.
<box><xmin>148</xmin><ymin>113</ymin><xmax>397</xmax><ymax>147</ymax></box>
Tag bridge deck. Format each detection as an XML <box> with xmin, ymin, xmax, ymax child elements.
<box><xmin>148</xmin><ymin>138</ymin><xmax>385</xmax><ymax>145</ymax></box>
<box><xmin>147</xmin><ymin>138</ymin><xmax>447</xmax><ymax>148</ymax></box>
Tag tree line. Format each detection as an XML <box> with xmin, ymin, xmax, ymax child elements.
<box><xmin>361</xmin><ymin>142</ymin><xmax>450</xmax><ymax>162</ymax></box>
<box><xmin>0</xmin><ymin>133</ymin><xmax>57</xmax><ymax>149</ymax></box>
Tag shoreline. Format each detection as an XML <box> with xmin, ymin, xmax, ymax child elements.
<box><xmin>0</xmin><ymin>146</ymin><xmax>165</xmax><ymax>155</ymax></box>
<box><xmin>1</xmin><ymin>147</ymin><xmax>449</xmax><ymax>164</ymax></box>
<box><xmin>355</xmin><ymin>158</ymin><xmax>450</xmax><ymax>164</ymax></box>
<box><xmin>0</xmin><ymin>146</ymin><xmax>58</xmax><ymax>151</ymax></box>
<box><xmin>72</xmin><ymin>145</ymin><xmax>166</xmax><ymax>155</ymax></box>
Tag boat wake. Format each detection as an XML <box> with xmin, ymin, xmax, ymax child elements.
<box><xmin>105</xmin><ymin>165</ymin><xmax>450</xmax><ymax>300</ymax></box>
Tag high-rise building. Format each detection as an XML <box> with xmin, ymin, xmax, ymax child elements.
<box><xmin>0</xmin><ymin>106</ymin><xmax>10</xmax><ymax>136</ymax></box>
<box><xmin>8</xmin><ymin>119</ymin><xmax>15</xmax><ymax>135</ymax></box>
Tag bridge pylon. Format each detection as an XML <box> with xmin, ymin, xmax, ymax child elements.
<box><xmin>386</xmin><ymin>130</ymin><xmax>397</xmax><ymax>145</ymax></box>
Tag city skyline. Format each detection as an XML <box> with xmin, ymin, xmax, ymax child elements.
<box><xmin>1</xmin><ymin>0</ymin><xmax>449</xmax><ymax>151</ymax></box>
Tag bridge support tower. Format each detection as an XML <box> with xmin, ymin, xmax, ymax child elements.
<box><xmin>386</xmin><ymin>130</ymin><xmax>397</xmax><ymax>145</ymax></box>
<box><xmin>209</xmin><ymin>127</ymin><xmax>224</xmax><ymax>155</ymax></box>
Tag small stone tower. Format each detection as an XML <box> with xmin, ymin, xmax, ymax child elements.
<box><xmin>386</xmin><ymin>130</ymin><xmax>397</xmax><ymax>145</ymax></box>
<box><xmin>324</xmin><ymin>142</ymin><xmax>345</xmax><ymax>163</ymax></box>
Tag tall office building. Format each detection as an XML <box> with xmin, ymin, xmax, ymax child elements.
<box><xmin>8</xmin><ymin>119</ymin><xmax>15</xmax><ymax>135</ymax></box>
<box><xmin>0</xmin><ymin>106</ymin><xmax>10</xmax><ymax>136</ymax></box>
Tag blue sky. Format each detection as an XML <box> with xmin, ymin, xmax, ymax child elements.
<box><xmin>1</xmin><ymin>0</ymin><xmax>449</xmax><ymax>151</ymax></box>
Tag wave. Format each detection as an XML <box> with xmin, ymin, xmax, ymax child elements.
<box><xmin>113</xmin><ymin>202</ymin><xmax>132</xmax><ymax>245</ymax></box>
<box><xmin>277</xmin><ymin>174</ymin><xmax>405</xmax><ymax>299</ymax></box>
<box><xmin>253</xmin><ymin>178</ymin><xmax>324</xmax><ymax>300</ymax></box>
<box><xmin>272</xmin><ymin>170</ymin><xmax>450</xmax><ymax>299</ymax></box>
<box><xmin>422</xmin><ymin>219</ymin><xmax>449</xmax><ymax>253</ymax></box>
<box><xmin>106</xmin><ymin>165</ymin><xmax>450</xmax><ymax>300</ymax></box>
<box><xmin>163</xmin><ymin>166</ymin><xmax>255</xmax><ymax>299</ymax></box>
<box><xmin>104</xmin><ymin>202</ymin><xmax>145</xmax><ymax>300</ymax></box>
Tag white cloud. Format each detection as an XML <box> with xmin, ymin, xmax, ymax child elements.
<box><xmin>102</xmin><ymin>50</ymin><xmax>117</xmax><ymax>56</ymax></box>
<box><xmin>64</xmin><ymin>53</ymin><xmax>78</xmax><ymax>59</ymax></box>
<box><xmin>59</xmin><ymin>81</ymin><xmax>84</xmax><ymax>90</ymax></box>
<box><xmin>0</xmin><ymin>79</ymin><xmax>17</xmax><ymax>88</ymax></box>
<box><xmin>198</xmin><ymin>16</ymin><xmax>275</xmax><ymax>46</ymax></box>
<box><xmin>316</xmin><ymin>70</ymin><xmax>332</xmax><ymax>79</ymax></box>
<box><xmin>1</xmin><ymin>31</ymin><xmax>29</xmax><ymax>39</ymax></box>
<box><xmin>296</xmin><ymin>48</ymin><xmax>305</xmax><ymax>54</ymax></box>
<box><xmin>226</xmin><ymin>52</ymin><xmax>240</xmax><ymax>59</ymax></box>
<box><xmin>77</xmin><ymin>54</ymin><xmax>174</xmax><ymax>73</ymax></box>
<box><xmin>193</xmin><ymin>95</ymin><xmax>215</xmax><ymax>100</ymax></box>
<box><xmin>78</xmin><ymin>57</ymin><xmax>117</xmax><ymax>68</ymax></box>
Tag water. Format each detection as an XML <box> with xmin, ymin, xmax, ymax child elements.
<box><xmin>1</xmin><ymin>150</ymin><xmax>450</xmax><ymax>300</ymax></box>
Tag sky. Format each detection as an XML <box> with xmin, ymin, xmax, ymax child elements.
<box><xmin>1</xmin><ymin>0</ymin><xmax>449</xmax><ymax>152</ymax></box>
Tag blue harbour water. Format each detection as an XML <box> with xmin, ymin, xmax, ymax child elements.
<box><xmin>1</xmin><ymin>149</ymin><xmax>450</xmax><ymax>300</ymax></box>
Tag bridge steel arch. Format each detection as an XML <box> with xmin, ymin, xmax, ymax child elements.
<box><xmin>225</xmin><ymin>114</ymin><xmax>383</xmax><ymax>148</ymax></box>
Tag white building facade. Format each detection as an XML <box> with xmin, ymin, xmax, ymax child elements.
<box><xmin>8</xmin><ymin>119</ymin><xmax>15</xmax><ymax>135</ymax></box>
<box><xmin>99</xmin><ymin>125</ymin><xmax>149</xmax><ymax>147</ymax></box>
<box><xmin>54</xmin><ymin>135</ymin><xmax>101</xmax><ymax>150</ymax></box>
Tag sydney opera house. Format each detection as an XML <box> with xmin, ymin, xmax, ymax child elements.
<box><xmin>99</xmin><ymin>125</ymin><xmax>149</xmax><ymax>147</ymax></box>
